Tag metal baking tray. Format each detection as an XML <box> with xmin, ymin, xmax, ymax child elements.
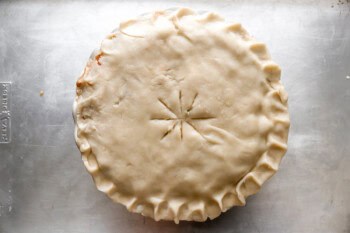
<box><xmin>0</xmin><ymin>0</ymin><xmax>349</xmax><ymax>232</ymax></box>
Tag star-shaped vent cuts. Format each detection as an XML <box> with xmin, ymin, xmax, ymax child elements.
<box><xmin>151</xmin><ymin>91</ymin><xmax>214</xmax><ymax>141</ymax></box>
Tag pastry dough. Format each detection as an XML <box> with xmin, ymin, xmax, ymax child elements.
<box><xmin>74</xmin><ymin>8</ymin><xmax>290</xmax><ymax>223</ymax></box>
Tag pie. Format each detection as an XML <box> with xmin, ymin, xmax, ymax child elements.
<box><xmin>74</xmin><ymin>8</ymin><xmax>290</xmax><ymax>223</ymax></box>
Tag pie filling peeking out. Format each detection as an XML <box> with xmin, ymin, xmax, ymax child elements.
<box><xmin>74</xmin><ymin>8</ymin><xmax>290</xmax><ymax>223</ymax></box>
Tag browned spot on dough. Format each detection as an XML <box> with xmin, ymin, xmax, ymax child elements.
<box><xmin>95</xmin><ymin>53</ymin><xmax>103</xmax><ymax>66</ymax></box>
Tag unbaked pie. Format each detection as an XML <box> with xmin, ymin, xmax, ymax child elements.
<box><xmin>74</xmin><ymin>8</ymin><xmax>290</xmax><ymax>223</ymax></box>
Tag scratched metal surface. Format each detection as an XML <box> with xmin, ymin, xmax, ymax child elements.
<box><xmin>0</xmin><ymin>0</ymin><xmax>349</xmax><ymax>232</ymax></box>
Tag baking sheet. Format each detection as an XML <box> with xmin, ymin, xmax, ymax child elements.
<box><xmin>0</xmin><ymin>0</ymin><xmax>349</xmax><ymax>232</ymax></box>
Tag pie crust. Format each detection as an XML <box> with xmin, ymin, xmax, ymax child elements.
<box><xmin>74</xmin><ymin>8</ymin><xmax>290</xmax><ymax>223</ymax></box>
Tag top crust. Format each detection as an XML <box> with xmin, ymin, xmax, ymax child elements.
<box><xmin>74</xmin><ymin>8</ymin><xmax>290</xmax><ymax>223</ymax></box>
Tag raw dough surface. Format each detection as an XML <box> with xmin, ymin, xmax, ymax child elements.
<box><xmin>74</xmin><ymin>8</ymin><xmax>290</xmax><ymax>223</ymax></box>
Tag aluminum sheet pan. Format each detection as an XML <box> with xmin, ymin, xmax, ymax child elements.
<box><xmin>0</xmin><ymin>0</ymin><xmax>349</xmax><ymax>232</ymax></box>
